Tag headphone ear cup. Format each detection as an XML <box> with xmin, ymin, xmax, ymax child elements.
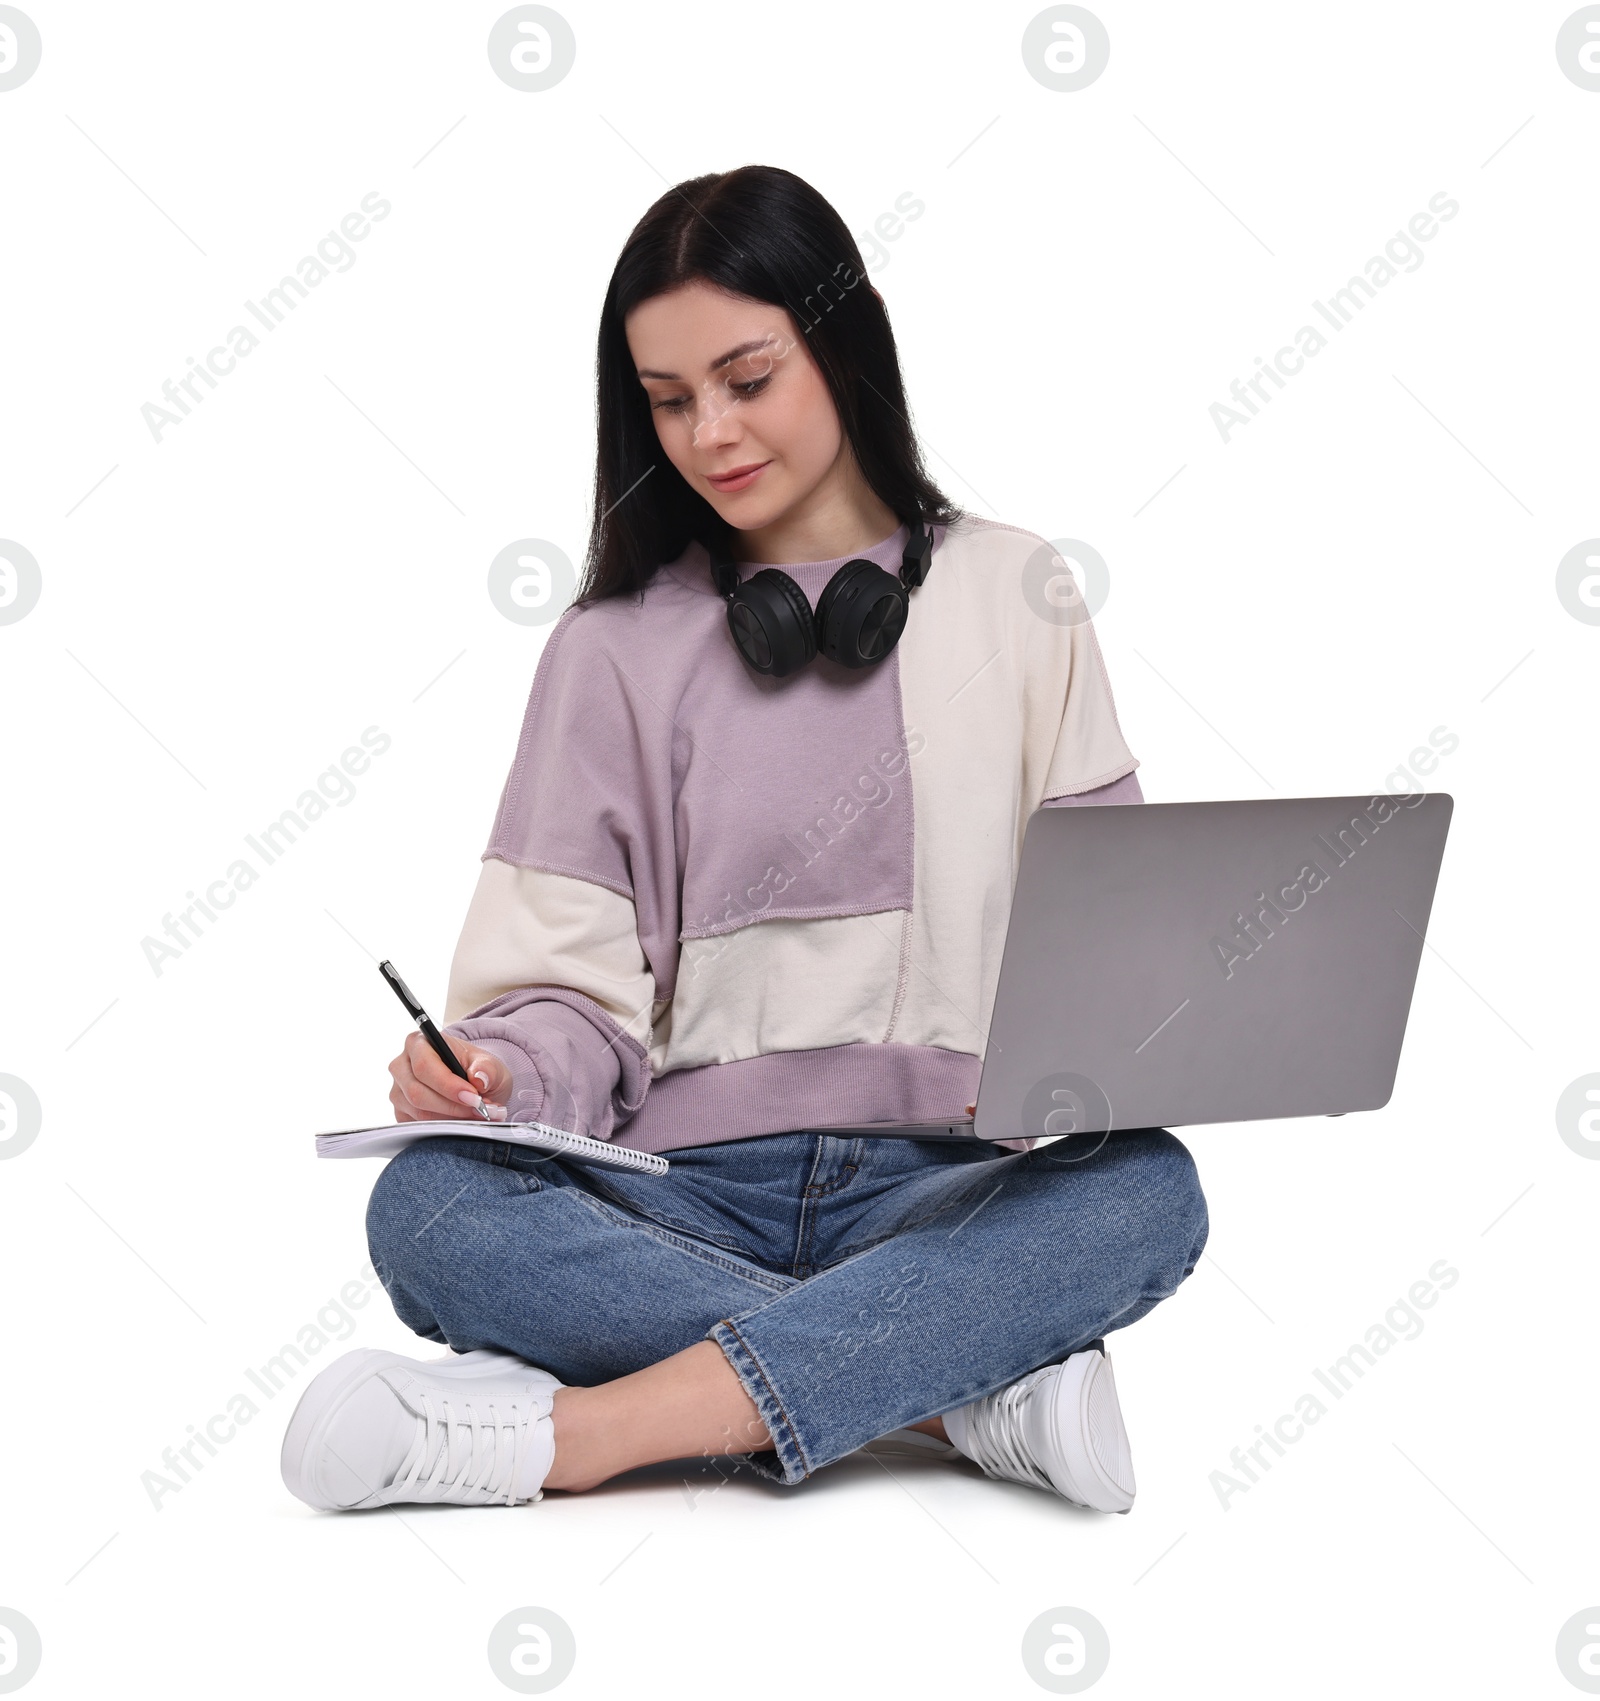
<box><xmin>726</xmin><ymin>568</ymin><xmax>818</xmax><ymax>676</ymax></box>
<box><xmin>815</xmin><ymin>560</ymin><xmax>910</xmax><ymax>668</ymax></box>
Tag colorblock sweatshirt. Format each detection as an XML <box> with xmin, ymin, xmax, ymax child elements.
<box><xmin>440</xmin><ymin>514</ymin><xmax>1143</xmax><ymax>1156</ymax></box>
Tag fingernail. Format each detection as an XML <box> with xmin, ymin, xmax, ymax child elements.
<box><xmin>456</xmin><ymin>1088</ymin><xmax>483</xmax><ymax>1109</ymax></box>
<box><xmin>471</xmin><ymin>1070</ymin><xmax>490</xmax><ymax>1089</ymax></box>
<box><xmin>484</xmin><ymin>1102</ymin><xmax>508</xmax><ymax>1122</ymax></box>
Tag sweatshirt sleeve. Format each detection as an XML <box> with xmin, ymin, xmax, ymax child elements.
<box><xmin>1027</xmin><ymin>583</ymin><xmax>1141</xmax><ymax>805</ymax></box>
<box><xmin>440</xmin><ymin>861</ymin><xmax>654</xmax><ymax>1137</ymax></box>
<box><xmin>437</xmin><ymin>603</ymin><xmax>676</xmax><ymax>1139</ymax></box>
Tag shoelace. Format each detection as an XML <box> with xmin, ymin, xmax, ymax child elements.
<box><xmin>394</xmin><ymin>1391</ymin><xmax>537</xmax><ymax>1506</ymax></box>
<box><xmin>960</xmin><ymin>1368</ymin><xmax>1057</xmax><ymax>1494</ymax></box>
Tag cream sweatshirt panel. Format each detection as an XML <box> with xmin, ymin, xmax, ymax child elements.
<box><xmin>891</xmin><ymin>520</ymin><xmax>1138</xmax><ymax>1058</ymax></box>
<box><xmin>651</xmin><ymin>910</ymin><xmax>907</xmax><ymax>1073</ymax></box>
<box><xmin>443</xmin><ymin>858</ymin><xmax>659</xmax><ymax>1047</ymax></box>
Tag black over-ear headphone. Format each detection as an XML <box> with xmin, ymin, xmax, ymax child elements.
<box><xmin>707</xmin><ymin>516</ymin><xmax>934</xmax><ymax>677</ymax></box>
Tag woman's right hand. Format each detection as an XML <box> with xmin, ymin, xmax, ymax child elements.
<box><xmin>388</xmin><ymin>1031</ymin><xmax>512</xmax><ymax>1123</ymax></box>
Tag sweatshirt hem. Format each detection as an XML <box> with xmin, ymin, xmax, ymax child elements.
<box><xmin>610</xmin><ymin>1042</ymin><xmax>982</xmax><ymax>1156</ymax></box>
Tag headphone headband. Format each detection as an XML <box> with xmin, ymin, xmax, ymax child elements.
<box><xmin>708</xmin><ymin>515</ymin><xmax>932</xmax><ymax>597</ymax></box>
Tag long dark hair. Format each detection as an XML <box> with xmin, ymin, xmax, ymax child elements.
<box><xmin>576</xmin><ymin>165</ymin><xmax>965</xmax><ymax>606</ymax></box>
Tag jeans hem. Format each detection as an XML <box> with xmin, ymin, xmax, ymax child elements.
<box><xmin>709</xmin><ymin>1319</ymin><xmax>812</xmax><ymax>1486</ymax></box>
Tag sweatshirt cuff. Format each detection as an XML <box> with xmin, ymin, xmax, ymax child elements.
<box><xmin>457</xmin><ymin>1034</ymin><xmax>549</xmax><ymax>1126</ymax></box>
<box><xmin>444</xmin><ymin>992</ymin><xmax>650</xmax><ymax>1140</ymax></box>
<box><xmin>1042</xmin><ymin>767</ymin><xmax>1144</xmax><ymax>807</ymax></box>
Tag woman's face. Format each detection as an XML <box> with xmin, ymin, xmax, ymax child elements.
<box><xmin>625</xmin><ymin>279</ymin><xmax>847</xmax><ymax>533</ymax></box>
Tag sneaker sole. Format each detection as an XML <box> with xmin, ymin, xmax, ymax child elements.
<box><xmin>1048</xmin><ymin>1349</ymin><xmax>1136</xmax><ymax>1513</ymax></box>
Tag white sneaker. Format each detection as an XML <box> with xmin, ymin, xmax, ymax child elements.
<box><xmin>942</xmin><ymin>1342</ymin><xmax>1135</xmax><ymax>1513</ymax></box>
<box><xmin>280</xmin><ymin>1347</ymin><xmax>563</xmax><ymax>1510</ymax></box>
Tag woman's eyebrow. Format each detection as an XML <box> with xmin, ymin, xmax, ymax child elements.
<box><xmin>636</xmin><ymin>337</ymin><xmax>777</xmax><ymax>381</ymax></box>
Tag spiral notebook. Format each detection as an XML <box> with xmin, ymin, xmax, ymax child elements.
<box><xmin>314</xmin><ymin>1118</ymin><xmax>669</xmax><ymax>1176</ymax></box>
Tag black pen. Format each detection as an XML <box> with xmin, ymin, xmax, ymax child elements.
<box><xmin>378</xmin><ymin>959</ymin><xmax>493</xmax><ymax>1122</ymax></box>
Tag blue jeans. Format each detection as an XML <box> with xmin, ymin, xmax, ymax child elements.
<box><xmin>365</xmin><ymin>1128</ymin><xmax>1208</xmax><ymax>1486</ymax></box>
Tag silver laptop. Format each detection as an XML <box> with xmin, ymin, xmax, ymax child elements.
<box><xmin>813</xmin><ymin>794</ymin><xmax>1453</xmax><ymax>1143</ymax></box>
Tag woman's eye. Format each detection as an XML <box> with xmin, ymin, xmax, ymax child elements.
<box><xmin>653</xmin><ymin>374</ymin><xmax>771</xmax><ymax>414</ymax></box>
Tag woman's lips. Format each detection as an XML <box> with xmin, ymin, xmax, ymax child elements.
<box><xmin>706</xmin><ymin>460</ymin><xmax>771</xmax><ymax>493</ymax></box>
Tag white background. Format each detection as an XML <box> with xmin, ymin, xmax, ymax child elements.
<box><xmin>2</xmin><ymin>2</ymin><xmax>1596</xmax><ymax>1696</ymax></box>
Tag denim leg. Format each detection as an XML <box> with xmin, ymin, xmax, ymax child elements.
<box><xmin>365</xmin><ymin>1136</ymin><xmax>795</xmax><ymax>1385</ymax></box>
<box><xmin>709</xmin><ymin>1129</ymin><xmax>1209</xmax><ymax>1484</ymax></box>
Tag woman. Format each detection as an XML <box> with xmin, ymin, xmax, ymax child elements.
<box><xmin>280</xmin><ymin>165</ymin><xmax>1208</xmax><ymax>1514</ymax></box>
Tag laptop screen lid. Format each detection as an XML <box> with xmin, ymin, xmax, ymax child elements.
<box><xmin>972</xmin><ymin>794</ymin><xmax>1453</xmax><ymax>1143</ymax></box>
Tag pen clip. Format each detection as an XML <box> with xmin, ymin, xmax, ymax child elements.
<box><xmin>378</xmin><ymin>959</ymin><xmax>426</xmax><ymax>1023</ymax></box>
